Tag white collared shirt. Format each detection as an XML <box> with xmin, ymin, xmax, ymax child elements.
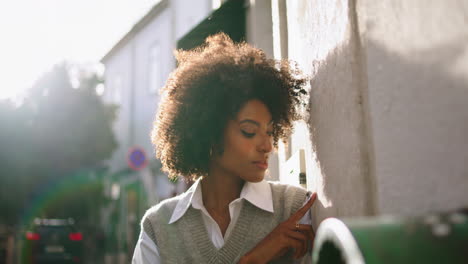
<box><xmin>132</xmin><ymin>179</ymin><xmax>312</xmax><ymax>264</ymax></box>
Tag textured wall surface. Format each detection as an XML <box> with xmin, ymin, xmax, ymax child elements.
<box><xmin>285</xmin><ymin>0</ymin><xmax>468</xmax><ymax>222</ymax></box>
<box><xmin>286</xmin><ymin>0</ymin><xmax>375</xmax><ymax>227</ymax></box>
<box><xmin>358</xmin><ymin>0</ymin><xmax>468</xmax><ymax>215</ymax></box>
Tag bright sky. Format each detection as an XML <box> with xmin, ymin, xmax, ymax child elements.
<box><xmin>0</xmin><ymin>0</ymin><xmax>159</xmax><ymax>99</ymax></box>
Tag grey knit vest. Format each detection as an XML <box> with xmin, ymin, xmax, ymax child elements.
<box><xmin>141</xmin><ymin>182</ymin><xmax>308</xmax><ymax>264</ymax></box>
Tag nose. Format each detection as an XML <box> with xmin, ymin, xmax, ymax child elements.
<box><xmin>258</xmin><ymin>133</ymin><xmax>273</xmax><ymax>153</ymax></box>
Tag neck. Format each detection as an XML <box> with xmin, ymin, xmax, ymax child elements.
<box><xmin>201</xmin><ymin>163</ymin><xmax>245</xmax><ymax>211</ymax></box>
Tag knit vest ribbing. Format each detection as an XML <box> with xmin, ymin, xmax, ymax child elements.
<box><xmin>142</xmin><ymin>182</ymin><xmax>308</xmax><ymax>264</ymax></box>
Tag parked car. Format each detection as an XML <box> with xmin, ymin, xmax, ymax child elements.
<box><xmin>22</xmin><ymin>218</ymin><xmax>83</xmax><ymax>264</ymax></box>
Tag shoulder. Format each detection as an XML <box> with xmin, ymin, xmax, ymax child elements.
<box><xmin>268</xmin><ymin>181</ymin><xmax>309</xmax><ymax>200</ymax></box>
<box><xmin>141</xmin><ymin>195</ymin><xmax>182</xmax><ymax>229</ymax></box>
<box><xmin>140</xmin><ymin>194</ymin><xmax>187</xmax><ymax>248</ymax></box>
<box><xmin>267</xmin><ymin>181</ymin><xmax>309</xmax><ymax>218</ymax></box>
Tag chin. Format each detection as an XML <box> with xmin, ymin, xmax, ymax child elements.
<box><xmin>245</xmin><ymin>173</ymin><xmax>265</xmax><ymax>183</ymax></box>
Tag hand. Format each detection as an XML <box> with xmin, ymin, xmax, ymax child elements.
<box><xmin>239</xmin><ymin>193</ymin><xmax>317</xmax><ymax>264</ymax></box>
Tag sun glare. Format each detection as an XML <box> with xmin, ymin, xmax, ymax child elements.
<box><xmin>0</xmin><ymin>0</ymin><xmax>158</xmax><ymax>100</ymax></box>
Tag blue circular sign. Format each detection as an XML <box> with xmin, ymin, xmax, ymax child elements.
<box><xmin>127</xmin><ymin>147</ymin><xmax>148</xmax><ymax>171</ymax></box>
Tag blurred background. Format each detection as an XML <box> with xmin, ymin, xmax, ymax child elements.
<box><xmin>0</xmin><ymin>0</ymin><xmax>467</xmax><ymax>263</ymax></box>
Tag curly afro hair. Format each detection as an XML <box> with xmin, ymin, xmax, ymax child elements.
<box><xmin>151</xmin><ymin>33</ymin><xmax>307</xmax><ymax>181</ymax></box>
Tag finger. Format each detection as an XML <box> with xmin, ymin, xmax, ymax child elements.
<box><xmin>291</xmin><ymin>193</ymin><xmax>317</xmax><ymax>221</ymax></box>
<box><xmin>288</xmin><ymin>237</ymin><xmax>305</xmax><ymax>259</ymax></box>
<box><xmin>296</xmin><ymin>224</ymin><xmax>315</xmax><ymax>241</ymax></box>
<box><xmin>290</xmin><ymin>224</ymin><xmax>314</xmax><ymax>257</ymax></box>
<box><xmin>299</xmin><ymin>235</ymin><xmax>308</xmax><ymax>259</ymax></box>
<box><xmin>286</xmin><ymin>230</ymin><xmax>307</xmax><ymax>259</ymax></box>
<box><xmin>293</xmin><ymin>224</ymin><xmax>313</xmax><ymax>233</ymax></box>
<box><xmin>299</xmin><ymin>229</ymin><xmax>312</xmax><ymax>258</ymax></box>
<box><xmin>306</xmin><ymin>227</ymin><xmax>316</xmax><ymax>253</ymax></box>
<box><xmin>286</xmin><ymin>229</ymin><xmax>308</xmax><ymax>242</ymax></box>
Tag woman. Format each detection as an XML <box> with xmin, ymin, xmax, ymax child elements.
<box><xmin>132</xmin><ymin>33</ymin><xmax>316</xmax><ymax>264</ymax></box>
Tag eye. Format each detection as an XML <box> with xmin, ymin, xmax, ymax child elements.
<box><xmin>267</xmin><ymin>131</ymin><xmax>273</xmax><ymax>137</ymax></box>
<box><xmin>241</xmin><ymin>130</ymin><xmax>256</xmax><ymax>138</ymax></box>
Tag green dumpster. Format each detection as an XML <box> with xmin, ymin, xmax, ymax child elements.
<box><xmin>312</xmin><ymin>211</ymin><xmax>468</xmax><ymax>264</ymax></box>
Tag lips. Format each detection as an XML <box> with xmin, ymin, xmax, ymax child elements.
<box><xmin>253</xmin><ymin>161</ymin><xmax>268</xmax><ymax>170</ymax></box>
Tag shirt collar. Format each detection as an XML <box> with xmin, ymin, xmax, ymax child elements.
<box><xmin>168</xmin><ymin>180</ymin><xmax>199</xmax><ymax>224</ymax></box>
<box><xmin>168</xmin><ymin>178</ymin><xmax>273</xmax><ymax>224</ymax></box>
<box><xmin>240</xmin><ymin>179</ymin><xmax>274</xmax><ymax>213</ymax></box>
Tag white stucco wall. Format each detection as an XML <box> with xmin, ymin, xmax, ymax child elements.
<box><xmin>283</xmin><ymin>0</ymin><xmax>468</xmax><ymax>223</ymax></box>
<box><xmin>286</xmin><ymin>0</ymin><xmax>374</xmax><ymax>227</ymax></box>
<box><xmin>357</xmin><ymin>0</ymin><xmax>468</xmax><ymax>215</ymax></box>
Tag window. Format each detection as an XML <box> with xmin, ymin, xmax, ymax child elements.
<box><xmin>148</xmin><ymin>43</ymin><xmax>162</xmax><ymax>94</ymax></box>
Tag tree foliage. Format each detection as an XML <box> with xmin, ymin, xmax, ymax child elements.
<box><xmin>0</xmin><ymin>63</ymin><xmax>117</xmax><ymax>226</ymax></box>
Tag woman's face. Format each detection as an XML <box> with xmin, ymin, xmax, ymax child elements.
<box><xmin>211</xmin><ymin>99</ymin><xmax>274</xmax><ymax>183</ymax></box>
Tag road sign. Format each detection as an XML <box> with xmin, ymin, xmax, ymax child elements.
<box><xmin>127</xmin><ymin>146</ymin><xmax>148</xmax><ymax>171</ymax></box>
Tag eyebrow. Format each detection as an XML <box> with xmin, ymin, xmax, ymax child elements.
<box><xmin>238</xmin><ymin>119</ymin><xmax>273</xmax><ymax>127</ymax></box>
